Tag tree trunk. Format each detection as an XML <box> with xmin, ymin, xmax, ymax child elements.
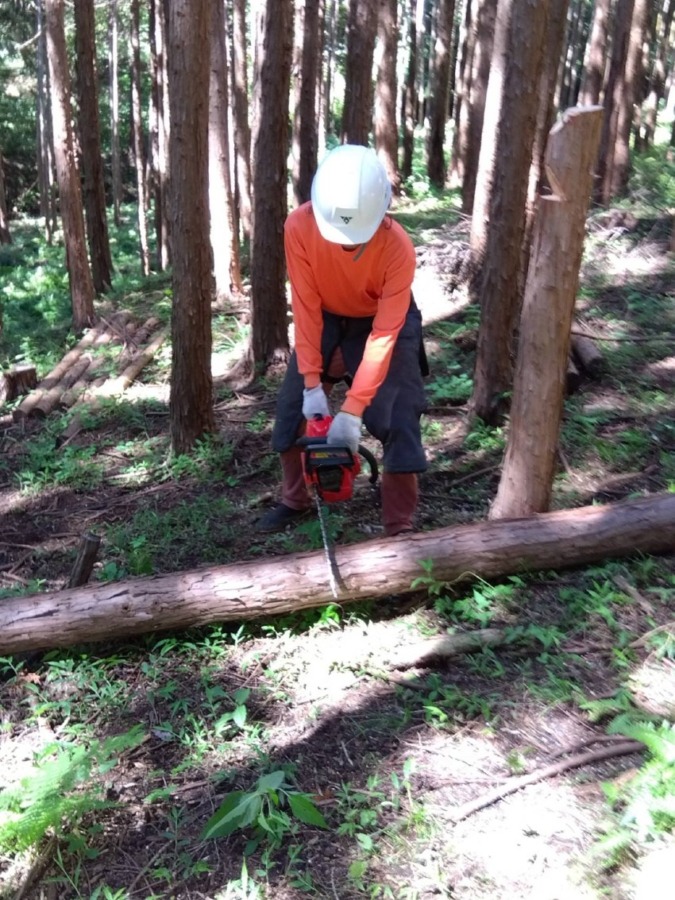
<box><xmin>231</xmin><ymin>0</ymin><xmax>253</xmax><ymax>240</ymax></box>
<box><xmin>578</xmin><ymin>0</ymin><xmax>611</xmax><ymax>106</ymax></box>
<box><xmin>2</xmin><ymin>491</ymin><xmax>674</xmax><ymax>654</ymax></box>
<box><xmin>521</xmin><ymin>0</ymin><xmax>570</xmax><ymax>295</ymax></box>
<box><xmin>74</xmin><ymin>0</ymin><xmax>113</xmax><ymax>294</ymax></box>
<box><xmin>459</xmin><ymin>0</ymin><xmax>497</xmax><ymax>214</ymax></box>
<box><xmin>167</xmin><ymin>0</ymin><xmax>215</xmax><ymax>453</ymax></box>
<box><xmin>130</xmin><ymin>0</ymin><xmax>150</xmax><ymax>276</ymax></box>
<box><xmin>248</xmin><ymin>0</ymin><xmax>293</xmax><ymax>374</ymax></box>
<box><xmin>108</xmin><ymin>0</ymin><xmax>122</xmax><ymax>227</ymax></box>
<box><xmin>448</xmin><ymin>0</ymin><xmax>473</xmax><ymax>189</ymax></box>
<box><xmin>322</xmin><ymin>0</ymin><xmax>339</xmax><ymax>147</ymax></box>
<box><xmin>558</xmin><ymin>0</ymin><xmax>583</xmax><ymax>110</ymax></box>
<box><xmin>0</xmin><ymin>151</ymin><xmax>11</xmax><ymax>243</ymax></box>
<box><xmin>490</xmin><ymin>106</ymin><xmax>604</xmax><ymax>519</ymax></box>
<box><xmin>149</xmin><ymin>0</ymin><xmax>171</xmax><ymax>270</ymax></box>
<box><xmin>608</xmin><ymin>0</ymin><xmax>650</xmax><ymax>198</ymax></box>
<box><xmin>36</xmin><ymin>0</ymin><xmax>56</xmax><ymax>244</ymax></box>
<box><xmin>427</xmin><ymin>0</ymin><xmax>456</xmax><ymax>187</ymax></box>
<box><xmin>45</xmin><ymin>0</ymin><xmax>96</xmax><ymax>332</ymax></box>
<box><xmin>639</xmin><ymin>0</ymin><xmax>675</xmax><ymax>150</ymax></box>
<box><xmin>469</xmin><ymin>0</ymin><xmax>548</xmax><ymax>425</ymax></box>
<box><xmin>209</xmin><ymin>0</ymin><xmax>242</xmax><ymax>302</ymax></box>
<box><xmin>374</xmin><ymin>0</ymin><xmax>401</xmax><ymax>192</ymax></box>
<box><xmin>291</xmin><ymin>0</ymin><xmax>320</xmax><ymax>205</ymax></box>
<box><xmin>595</xmin><ymin>0</ymin><xmax>636</xmax><ymax>206</ymax></box>
<box><xmin>401</xmin><ymin>0</ymin><xmax>418</xmax><ymax>181</ymax></box>
<box><xmin>341</xmin><ymin>0</ymin><xmax>378</xmax><ymax>144</ymax></box>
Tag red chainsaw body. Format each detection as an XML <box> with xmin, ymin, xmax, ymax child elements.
<box><xmin>301</xmin><ymin>416</ymin><xmax>361</xmax><ymax>503</ymax></box>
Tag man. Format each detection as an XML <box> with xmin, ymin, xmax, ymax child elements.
<box><xmin>257</xmin><ymin>144</ymin><xmax>427</xmax><ymax>537</ymax></box>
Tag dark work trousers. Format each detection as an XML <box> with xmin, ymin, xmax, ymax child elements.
<box><xmin>272</xmin><ymin>303</ymin><xmax>427</xmax><ymax>469</ymax></box>
<box><xmin>270</xmin><ymin>302</ymin><xmax>428</xmax><ymax>534</ymax></box>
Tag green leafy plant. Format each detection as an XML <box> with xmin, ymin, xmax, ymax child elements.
<box><xmin>202</xmin><ymin>770</ymin><xmax>328</xmax><ymax>849</ymax></box>
<box><xmin>426</xmin><ymin>368</ymin><xmax>473</xmax><ymax>405</ymax></box>
<box><xmin>595</xmin><ymin>721</ymin><xmax>675</xmax><ymax>866</ymax></box>
<box><xmin>0</xmin><ymin>727</ymin><xmax>146</xmax><ymax>852</ymax></box>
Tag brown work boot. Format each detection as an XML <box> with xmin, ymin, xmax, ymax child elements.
<box><xmin>381</xmin><ymin>472</ymin><xmax>418</xmax><ymax>536</ymax></box>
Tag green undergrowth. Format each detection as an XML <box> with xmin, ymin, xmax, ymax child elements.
<box><xmin>1</xmin><ymin>150</ymin><xmax>675</xmax><ymax>897</ymax></box>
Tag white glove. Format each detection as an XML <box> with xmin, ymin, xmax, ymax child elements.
<box><xmin>327</xmin><ymin>411</ymin><xmax>362</xmax><ymax>454</ymax></box>
<box><xmin>302</xmin><ymin>385</ymin><xmax>330</xmax><ymax>420</ymax></box>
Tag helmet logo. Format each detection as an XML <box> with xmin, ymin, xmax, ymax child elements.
<box><xmin>340</xmin><ymin>216</ymin><xmax>352</xmax><ymax>224</ymax></box>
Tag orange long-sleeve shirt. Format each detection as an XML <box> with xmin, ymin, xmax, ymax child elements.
<box><xmin>284</xmin><ymin>202</ymin><xmax>416</xmax><ymax>417</ymax></box>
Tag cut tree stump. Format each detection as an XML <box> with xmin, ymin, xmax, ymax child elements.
<box><xmin>0</xmin><ymin>364</ymin><xmax>37</xmax><ymax>404</ymax></box>
<box><xmin>1</xmin><ymin>491</ymin><xmax>674</xmax><ymax>655</ymax></box>
<box><xmin>67</xmin><ymin>532</ymin><xmax>102</xmax><ymax>588</ymax></box>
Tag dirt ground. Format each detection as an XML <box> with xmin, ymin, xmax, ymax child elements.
<box><xmin>1</xmin><ymin>213</ymin><xmax>675</xmax><ymax>899</ymax></box>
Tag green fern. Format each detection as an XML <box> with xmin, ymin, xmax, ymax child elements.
<box><xmin>0</xmin><ymin>726</ymin><xmax>146</xmax><ymax>852</ymax></box>
<box><xmin>602</xmin><ymin>722</ymin><xmax>675</xmax><ymax>844</ymax></box>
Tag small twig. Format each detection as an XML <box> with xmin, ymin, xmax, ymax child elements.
<box><xmin>14</xmin><ymin>835</ymin><xmax>56</xmax><ymax>900</ymax></box>
<box><xmin>449</xmin><ymin>464</ymin><xmax>500</xmax><ymax>488</ymax></box>
<box><xmin>630</xmin><ymin>620</ymin><xmax>675</xmax><ymax>649</ymax></box>
<box><xmin>570</xmin><ymin>327</ymin><xmax>673</xmax><ymax>343</ymax></box>
<box><xmin>1</xmin><ymin>571</ymin><xmax>29</xmax><ymax>585</ymax></box>
<box><xmin>127</xmin><ymin>841</ymin><xmax>168</xmax><ymax>894</ymax></box>
<box><xmin>546</xmin><ymin>733</ymin><xmax>632</xmax><ymax>761</ymax></box>
<box><xmin>612</xmin><ymin>575</ymin><xmax>656</xmax><ymax>615</ymax></box>
<box><xmin>445</xmin><ymin>740</ymin><xmax>644</xmax><ymax>823</ymax></box>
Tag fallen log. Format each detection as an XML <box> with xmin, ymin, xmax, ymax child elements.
<box><xmin>1</xmin><ymin>492</ymin><xmax>674</xmax><ymax>655</ymax></box>
<box><xmin>118</xmin><ymin>316</ymin><xmax>161</xmax><ymax>366</ymax></box>
<box><xmin>571</xmin><ymin>321</ymin><xmax>605</xmax><ymax>378</ymax></box>
<box><xmin>12</xmin><ymin>321</ymin><xmax>105</xmax><ymax>421</ymax></box>
<box><xmin>96</xmin><ymin>326</ymin><xmax>167</xmax><ymax>396</ymax></box>
<box><xmin>32</xmin><ymin>355</ymin><xmax>93</xmax><ymax>419</ymax></box>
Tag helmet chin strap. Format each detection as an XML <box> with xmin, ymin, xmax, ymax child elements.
<box><xmin>352</xmin><ymin>242</ymin><xmax>368</xmax><ymax>261</ymax></box>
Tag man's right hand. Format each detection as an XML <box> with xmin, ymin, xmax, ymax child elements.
<box><xmin>302</xmin><ymin>385</ymin><xmax>330</xmax><ymax>419</ymax></box>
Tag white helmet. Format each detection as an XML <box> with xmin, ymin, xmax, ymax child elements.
<box><xmin>311</xmin><ymin>144</ymin><xmax>392</xmax><ymax>245</ymax></box>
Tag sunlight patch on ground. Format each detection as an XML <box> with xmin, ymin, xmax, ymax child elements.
<box><xmin>438</xmin><ymin>783</ymin><xmax>603</xmax><ymax>899</ymax></box>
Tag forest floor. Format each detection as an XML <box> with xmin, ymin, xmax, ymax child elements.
<box><xmin>1</xmin><ymin>198</ymin><xmax>675</xmax><ymax>899</ymax></box>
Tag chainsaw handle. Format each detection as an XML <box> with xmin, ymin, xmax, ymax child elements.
<box><xmin>296</xmin><ymin>436</ymin><xmax>379</xmax><ymax>484</ymax></box>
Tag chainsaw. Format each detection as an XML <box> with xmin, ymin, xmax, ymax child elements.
<box><xmin>297</xmin><ymin>416</ymin><xmax>379</xmax><ymax>597</ymax></box>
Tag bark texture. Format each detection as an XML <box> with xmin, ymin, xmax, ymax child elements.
<box><xmin>374</xmin><ymin>0</ymin><xmax>401</xmax><ymax>192</ymax></box>
<box><xmin>130</xmin><ymin>0</ymin><xmax>150</xmax><ymax>276</ymax></box>
<box><xmin>595</xmin><ymin>0</ymin><xmax>636</xmax><ymax>205</ymax></box>
<box><xmin>231</xmin><ymin>0</ymin><xmax>253</xmax><ymax>238</ymax></box>
<box><xmin>2</xmin><ymin>492</ymin><xmax>675</xmax><ymax>654</ymax></box>
<box><xmin>0</xmin><ymin>151</ymin><xmax>11</xmax><ymax>243</ymax></box>
<box><xmin>427</xmin><ymin>0</ymin><xmax>456</xmax><ymax>187</ymax></box>
<box><xmin>490</xmin><ymin>106</ymin><xmax>604</xmax><ymax>519</ymax></box>
<box><xmin>45</xmin><ymin>0</ymin><xmax>96</xmax><ymax>331</ymax></box>
<box><xmin>167</xmin><ymin>0</ymin><xmax>215</xmax><ymax>452</ymax></box>
<box><xmin>74</xmin><ymin>0</ymin><xmax>113</xmax><ymax>293</ymax></box>
<box><xmin>341</xmin><ymin>0</ymin><xmax>378</xmax><ymax>144</ymax></box>
<box><xmin>291</xmin><ymin>0</ymin><xmax>320</xmax><ymax>205</ymax></box>
<box><xmin>469</xmin><ymin>0</ymin><xmax>548</xmax><ymax>424</ymax></box>
<box><xmin>579</xmin><ymin>0</ymin><xmax>611</xmax><ymax>106</ymax></box>
<box><xmin>209</xmin><ymin>0</ymin><xmax>242</xmax><ymax>301</ymax></box>
<box><xmin>248</xmin><ymin>0</ymin><xmax>293</xmax><ymax>373</ymax></box>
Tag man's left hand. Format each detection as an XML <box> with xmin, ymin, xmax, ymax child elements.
<box><xmin>327</xmin><ymin>411</ymin><xmax>362</xmax><ymax>453</ymax></box>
